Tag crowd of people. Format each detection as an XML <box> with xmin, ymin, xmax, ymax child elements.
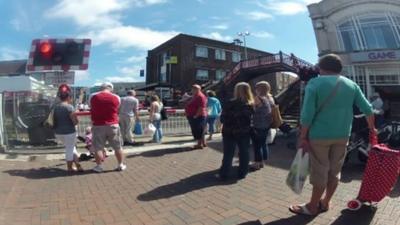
<box><xmin>50</xmin><ymin>53</ymin><xmax>380</xmax><ymax>217</ymax></box>
<box><xmin>52</xmin><ymin>82</ymin><xmax>165</xmax><ymax>173</ymax></box>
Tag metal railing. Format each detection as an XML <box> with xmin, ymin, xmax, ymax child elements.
<box><xmin>223</xmin><ymin>52</ymin><xmax>315</xmax><ymax>85</ymax></box>
<box><xmin>76</xmin><ymin>109</ymin><xmax>192</xmax><ymax>138</ymax></box>
<box><xmin>0</xmin><ymin>93</ymin><xmax>4</xmax><ymax>148</ymax></box>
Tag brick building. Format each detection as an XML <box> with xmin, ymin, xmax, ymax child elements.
<box><xmin>146</xmin><ymin>33</ymin><xmax>272</xmax><ymax>93</ymax></box>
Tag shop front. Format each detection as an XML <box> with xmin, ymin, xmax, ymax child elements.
<box><xmin>343</xmin><ymin>51</ymin><xmax>400</xmax><ymax>119</ymax></box>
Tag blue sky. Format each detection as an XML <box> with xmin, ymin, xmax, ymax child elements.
<box><xmin>0</xmin><ymin>0</ymin><xmax>321</xmax><ymax>86</ymax></box>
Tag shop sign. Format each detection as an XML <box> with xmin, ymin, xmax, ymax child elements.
<box><xmin>351</xmin><ymin>50</ymin><xmax>400</xmax><ymax>63</ymax></box>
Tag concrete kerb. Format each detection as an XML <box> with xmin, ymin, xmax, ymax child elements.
<box><xmin>0</xmin><ymin>134</ymin><xmax>213</xmax><ymax>162</ymax></box>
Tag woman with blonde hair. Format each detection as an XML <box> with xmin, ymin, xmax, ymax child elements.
<box><xmin>149</xmin><ymin>94</ymin><xmax>163</xmax><ymax>143</ymax></box>
<box><xmin>218</xmin><ymin>82</ymin><xmax>255</xmax><ymax>180</ymax></box>
<box><xmin>250</xmin><ymin>81</ymin><xmax>274</xmax><ymax>170</ymax></box>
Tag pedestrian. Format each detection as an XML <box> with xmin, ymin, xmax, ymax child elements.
<box><xmin>371</xmin><ymin>92</ymin><xmax>384</xmax><ymax>128</ymax></box>
<box><xmin>250</xmin><ymin>81</ymin><xmax>273</xmax><ymax>170</ymax></box>
<box><xmin>219</xmin><ymin>82</ymin><xmax>255</xmax><ymax>180</ymax></box>
<box><xmin>119</xmin><ymin>90</ymin><xmax>140</xmax><ymax>146</ymax></box>
<box><xmin>90</xmin><ymin>82</ymin><xmax>127</xmax><ymax>173</ymax></box>
<box><xmin>206</xmin><ymin>90</ymin><xmax>222</xmax><ymax>140</ymax></box>
<box><xmin>149</xmin><ymin>95</ymin><xmax>163</xmax><ymax>143</ymax></box>
<box><xmin>53</xmin><ymin>84</ymin><xmax>83</xmax><ymax>172</ymax></box>
<box><xmin>289</xmin><ymin>54</ymin><xmax>376</xmax><ymax>216</ymax></box>
<box><xmin>185</xmin><ymin>84</ymin><xmax>208</xmax><ymax>149</ymax></box>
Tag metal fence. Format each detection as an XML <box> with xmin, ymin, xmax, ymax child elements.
<box><xmin>76</xmin><ymin>109</ymin><xmax>192</xmax><ymax>138</ymax></box>
<box><xmin>0</xmin><ymin>93</ymin><xmax>4</xmax><ymax>147</ymax></box>
<box><xmin>2</xmin><ymin>89</ymin><xmax>59</xmax><ymax>150</ymax></box>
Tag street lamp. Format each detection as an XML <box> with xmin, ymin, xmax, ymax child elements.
<box><xmin>238</xmin><ymin>31</ymin><xmax>250</xmax><ymax>60</ymax></box>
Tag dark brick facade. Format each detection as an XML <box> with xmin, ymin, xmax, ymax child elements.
<box><xmin>146</xmin><ymin>34</ymin><xmax>272</xmax><ymax>92</ymax></box>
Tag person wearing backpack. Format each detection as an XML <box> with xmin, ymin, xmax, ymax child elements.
<box><xmin>149</xmin><ymin>95</ymin><xmax>163</xmax><ymax>143</ymax></box>
<box><xmin>218</xmin><ymin>82</ymin><xmax>255</xmax><ymax>180</ymax></box>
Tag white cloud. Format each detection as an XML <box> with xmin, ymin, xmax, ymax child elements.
<box><xmin>210</xmin><ymin>24</ymin><xmax>229</xmax><ymax>30</ymax></box>
<box><xmin>235</xmin><ymin>10</ymin><xmax>273</xmax><ymax>21</ymax></box>
<box><xmin>267</xmin><ymin>2</ymin><xmax>307</xmax><ymax>15</ymax></box>
<box><xmin>45</xmin><ymin>0</ymin><xmax>128</xmax><ymax>29</ymax></box>
<box><xmin>248</xmin><ymin>11</ymin><xmax>274</xmax><ymax>20</ymax></box>
<box><xmin>118</xmin><ymin>65</ymin><xmax>143</xmax><ymax>75</ymax></box>
<box><xmin>9</xmin><ymin>2</ymin><xmax>42</xmax><ymax>32</ymax></box>
<box><xmin>84</xmin><ymin>26</ymin><xmax>178</xmax><ymax>50</ymax></box>
<box><xmin>202</xmin><ymin>32</ymin><xmax>233</xmax><ymax>42</ymax></box>
<box><xmin>102</xmin><ymin>57</ymin><xmax>146</xmax><ymax>83</ymax></box>
<box><xmin>252</xmin><ymin>31</ymin><xmax>274</xmax><ymax>39</ymax></box>
<box><xmin>75</xmin><ymin>70</ymin><xmax>90</xmax><ymax>81</ymax></box>
<box><xmin>0</xmin><ymin>47</ymin><xmax>28</xmax><ymax>61</ymax></box>
<box><xmin>139</xmin><ymin>0</ymin><xmax>168</xmax><ymax>5</ymax></box>
<box><xmin>254</xmin><ymin>0</ymin><xmax>321</xmax><ymax>16</ymax></box>
<box><xmin>302</xmin><ymin>0</ymin><xmax>322</xmax><ymax>4</ymax></box>
<box><xmin>125</xmin><ymin>54</ymin><xmax>147</xmax><ymax>63</ymax></box>
<box><xmin>46</xmin><ymin>0</ymin><xmax>168</xmax><ymax>29</ymax></box>
<box><xmin>104</xmin><ymin>76</ymin><xmax>144</xmax><ymax>82</ymax></box>
<box><xmin>47</xmin><ymin>0</ymin><xmax>176</xmax><ymax>51</ymax></box>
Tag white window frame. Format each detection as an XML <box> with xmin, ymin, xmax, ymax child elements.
<box><xmin>196</xmin><ymin>69</ymin><xmax>209</xmax><ymax>81</ymax></box>
<box><xmin>215</xmin><ymin>49</ymin><xmax>226</xmax><ymax>60</ymax></box>
<box><xmin>337</xmin><ymin>12</ymin><xmax>400</xmax><ymax>52</ymax></box>
<box><xmin>196</xmin><ymin>46</ymin><xmax>208</xmax><ymax>58</ymax></box>
<box><xmin>232</xmin><ymin>51</ymin><xmax>241</xmax><ymax>62</ymax></box>
<box><xmin>215</xmin><ymin>69</ymin><xmax>225</xmax><ymax>80</ymax></box>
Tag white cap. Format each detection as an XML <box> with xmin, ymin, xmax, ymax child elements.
<box><xmin>101</xmin><ymin>82</ymin><xmax>113</xmax><ymax>91</ymax></box>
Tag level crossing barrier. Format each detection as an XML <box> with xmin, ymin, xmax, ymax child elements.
<box><xmin>76</xmin><ymin>109</ymin><xmax>192</xmax><ymax>138</ymax></box>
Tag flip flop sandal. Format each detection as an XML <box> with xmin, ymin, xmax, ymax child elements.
<box><xmin>289</xmin><ymin>204</ymin><xmax>318</xmax><ymax>216</ymax></box>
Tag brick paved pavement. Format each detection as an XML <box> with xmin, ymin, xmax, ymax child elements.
<box><xmin>1</xmin><ymin>136</ymin><xmax>400</xmax><ymax>225</ymax></box>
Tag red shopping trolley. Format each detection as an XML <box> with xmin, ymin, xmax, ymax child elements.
<box><xmin>347</xmin><ymin>132</ymin><xmax>400</xmax><ymax>210</ymax></box>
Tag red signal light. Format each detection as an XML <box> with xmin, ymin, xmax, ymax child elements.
<box><xmin>39</xmin><ymin>42</ymin><xmax>52</xmax><ymax>54</ymax></box>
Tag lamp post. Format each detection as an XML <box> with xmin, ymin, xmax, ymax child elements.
<box><xmin>238</xmin><ymin>31</ymin><xmax>250</xmax><ymax>60</ymax></box>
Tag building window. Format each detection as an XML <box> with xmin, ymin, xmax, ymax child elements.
<box><xmin>232</xmin><ymin>52</ymin><xmax>241</xmax><ymax>62</ymax></box>
<box><xmin>359</xmin><ymin>15</ymin><xmax>397</xmax><ymax>49</ymax></box>
<box><xmin>338</xmin><ymin>21</ymin><xmax>361</xmax><ymax>51</ymax></box>
<box><xmin>216</xmin><ymin>70</ymin><xmax>226</xmax><ymax>80</ymax></box>
<box><xmin>196</xmin><ymin>69</ymin><xmax>209</xmax><ymax>81</ymax></box>
<box><xmin>160</xmin><ymin>53</ymin><xmax>168</xmax><ymax>82</ymax></box>
<box><xmin>215</xmin><ymin>49</ymin><xmax>226</xmax><ymax>60</ymax></box>
<box><xmin>337</xmin><ymin>13</ymin><xmax>400</xmax><ymax>52</ymax></box>
<box><xmin>196</xmin><ymin>46</ymin><xmax>208</xmax><ymax>58</ymax></box>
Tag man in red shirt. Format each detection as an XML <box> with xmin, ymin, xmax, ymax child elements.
<box><xmin>90</xmin><ymin>82</ymin><xmax>126</xmax><ymax>172</ymax></box>
<box><xmin>185</xmin><ymin>84</ymin><xmax>208</xmax><ymax>149</ymax></box>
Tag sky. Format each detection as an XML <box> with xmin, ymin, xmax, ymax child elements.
<box><xmin>0</xmin><ymin>0</ymin><xmax>322</xmax><ymax>86</ymax></box>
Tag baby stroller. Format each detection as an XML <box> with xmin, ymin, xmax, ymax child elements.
<box><xmin>347</xmin><ymin>131</ymin><xmax>400</xmax><ymax>210</ymax></box>
<box><xmin>345</xmin><ymin>116</ymin><xmax>398</xmax><ymax>163</ymax></box>
<box><xmin>77</xmin><ymin>127</ymin><xmax>108</xmax><ymax>161</ymax></box>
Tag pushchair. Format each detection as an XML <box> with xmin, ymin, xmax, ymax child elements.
<box><xmin>345</xmin><ymin>115</ymin><xmax>399</xmax><ymax>163</ymax></box>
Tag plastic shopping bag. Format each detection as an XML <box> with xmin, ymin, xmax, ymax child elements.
<box><xmin>134</xmin><ymin>121</ymin><xmax>143</xmax><ymax>135</ymax></box>
<box><xmin>144</xmin><ymin>123</ymin><xmax>156</xmax><ymax>135</ymax></box>
<box><xmin>286</xmin><ymin>149</ymin><xmax>309</xmax><ymax>194</ymax></box>
<box><xmin>267</xmin><ymin>129</ymin><xmax>277</xmax><ymax>144</ymax></box>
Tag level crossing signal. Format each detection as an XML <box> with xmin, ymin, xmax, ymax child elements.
<box><xmin>26</xmin><ymin>39</ymin><xmax>91</xmax><ymax>72</ymax></box>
